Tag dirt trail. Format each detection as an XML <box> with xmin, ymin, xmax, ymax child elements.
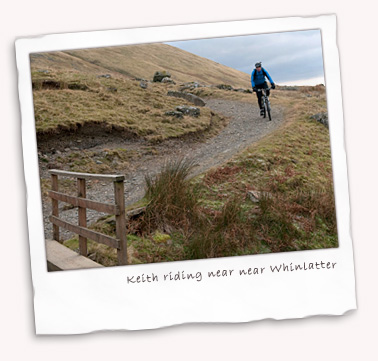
<box><xmin>41</xmin><ymin>98</ymin><xmax>284</xmax><ymax>240</ymax></box>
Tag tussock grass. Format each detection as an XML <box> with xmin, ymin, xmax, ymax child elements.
<box><xmin>142</xmin><ymin>158</ymin><xmax>198</xmax><ymax>234</ymax></box>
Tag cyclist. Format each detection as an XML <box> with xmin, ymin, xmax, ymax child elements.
<box><xmin>251</xmin><ymin>62</ymin><xmax>276</xmax><ymax>116</ymax></box>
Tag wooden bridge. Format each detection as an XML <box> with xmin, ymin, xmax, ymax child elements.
<box><xmin>47</xmin><ymin>169</ymin><xmax>128</xmax><ymax>269</ymax></box>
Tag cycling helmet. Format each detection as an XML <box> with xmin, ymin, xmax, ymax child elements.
<box><xmin>255</xmin><ymin>62</ymin><xmax>262</xmax><ymax>68</ymax></box>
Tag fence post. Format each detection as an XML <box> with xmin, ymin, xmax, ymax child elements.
<box><xmin>114</xmin><ymin>179</ymin><xmax>127</xmax><ymax>265</ymax></box>
<box><xmin>51</xmin><ymin>173</ymin><xmax>60</xmax><ymax>242</ymax></box>
<box><xmin>77</xmin><ymin>177</ymin><xmax>87</xmax><ymax>256</ymax></box>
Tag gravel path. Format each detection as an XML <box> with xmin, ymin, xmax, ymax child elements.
<box><xmin>41</xmin><ymin>98</ymin><xmax>284</xmax><ymax>240</ymax></box>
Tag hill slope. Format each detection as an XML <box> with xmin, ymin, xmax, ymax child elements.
<box><xmin>30</xmin><ymin>43</ymin><xmax>254</xmax><ymax>140</ymax></box>
<box><xmin>31</xmin><ymin>43</ymin><xmax>251</xmax><ymax>88</ymax></box>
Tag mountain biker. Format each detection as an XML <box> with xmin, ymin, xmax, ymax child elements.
<box><xmin>251</xmin><ymin>62</ymin><xmax>275</xmax><ymax>116</ymax></box>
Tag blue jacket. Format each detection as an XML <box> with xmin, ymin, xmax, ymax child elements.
<box><xmin>251</xmin><ymin>67</ymin><xmax>274</xmax><ymax>88</ymax></box>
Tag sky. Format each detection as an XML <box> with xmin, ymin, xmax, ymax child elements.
<box><xmin>166</xmin><ymin>30</ymin><xmax>325</xmax><ymax>86</ymax></box>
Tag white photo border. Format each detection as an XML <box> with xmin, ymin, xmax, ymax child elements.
<box><xmin>16</xmin><ymin>14</ymin><xmax>356</xmax><ymax>334</ymax></box>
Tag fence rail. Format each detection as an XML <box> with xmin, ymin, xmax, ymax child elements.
<box><xmin>48</xmin><ymin>169</ymin><xmax>128</xmax><ymax>265</ymax></box>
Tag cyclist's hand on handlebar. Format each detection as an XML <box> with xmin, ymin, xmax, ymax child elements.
<box><xmin>271</xmin><ymin>83</ymin><xmax>276</xmax><ymax>89</ymax></box>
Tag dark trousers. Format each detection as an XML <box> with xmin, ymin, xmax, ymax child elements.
<box><xmin>255</xmin><ymin>82</ymin><xmax>270</xmax><ymax>109</ymax></box>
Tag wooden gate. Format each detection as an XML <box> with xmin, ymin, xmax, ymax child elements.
<box><xmin>48</xmin><ymin>169</ymin><xmax>128</xmax><ymax>265</ymax></box>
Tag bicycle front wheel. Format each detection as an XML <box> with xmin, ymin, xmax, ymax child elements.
<box><xmin>263</xmin><ymin>99</ymin><xmax>267</xmax><ymax>118</ymax></box>
<box><xmin>266</xmin><ymin>100</ymin><xmax>272</xmax><ymax>121</ymax></box>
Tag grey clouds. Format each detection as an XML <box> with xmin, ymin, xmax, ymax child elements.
<box><xmin>166</xmin><ymin>30</ymin><xmax>325</xmax><ymax>85</ymax></box>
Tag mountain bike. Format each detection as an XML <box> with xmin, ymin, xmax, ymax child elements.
<box><xmin>257</xmin><ymin>87</ymin><xmax>272</xmax><ymax>121</ymax></box>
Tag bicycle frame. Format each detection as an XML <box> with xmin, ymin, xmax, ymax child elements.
<box><xmin>257</xmin><ymin>87</ymin><xmax>271</xmax><ymax>101</ymax></box>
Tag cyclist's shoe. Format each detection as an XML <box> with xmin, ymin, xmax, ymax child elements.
<box><xmin>260</xmin><ymin>108</ymin><xmax>264</xmax><ymax>116</ymax></box>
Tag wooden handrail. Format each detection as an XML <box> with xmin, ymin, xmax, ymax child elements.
<box><xmin>50</xmin><ymin>216</ymin><xmax>120</xmax><ymax>249</ymax></box>
<box><xmin>48</xmin><ymin>191</ymin><xmax>120</xmax><ymax>215</ymax></box>
<box><xmin>48</xmin><ymin>169</ymin><xmax>125</xmax><ymax>182</ymax></box>
<box><xmin>48</xmin><ymin>169</ymin><xmax>128</xmax><ymax>266</ymax></box>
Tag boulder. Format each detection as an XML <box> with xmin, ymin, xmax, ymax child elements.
<box><xmin>310</xmin><ymin>112</ymin><xmax>329</xmax><ymax>128</ymax></box>
<box><xmin>179</xmin><ymin>81</ymin><xmax>204</xmax><ymax>91</ymax></box>
<box><xmin>140</xmin><ymin>80</ymin><xmax>148</xmax><ymax>89</ymax></box>
<box><xmin>161</xmin><ymin>77</ymin><xmax>175</xmax><ymax>84</ymax></box>
<box><xmin>167</xmin><ymin>91</ymin><xmax>206</xmax><ymax>106</ymax></box>
<box><xmin>216</xmin><ymin>84</ymin><xmax>234</xmax><ymax>91</ymax></box>
<box><xmin>153</xmin><ymin>71</ymin><xmax>171</xmax><ymax>82</ymax></box>
<box><xmin>176</xmin><ymin>106</ymin><xmax>200</xmax><ymax>117</ymax></box>
<box><xmin>165</xmin><ymin>111</ymin><xmax>184</xmax><ymax>119</ymax></box>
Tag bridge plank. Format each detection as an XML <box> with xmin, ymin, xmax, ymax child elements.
<box><xmin>46</xmin><ymin>240</ymin><xmax>103</xmax><ymax>271</ymax></box>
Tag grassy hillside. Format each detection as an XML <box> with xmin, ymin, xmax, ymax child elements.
<box><xmin>30</xmin><ymin>43</ymin><xmax>254</xmax><ymax>140</ymax></box>
<box><xmin>30</xmin><ymin>51</ymin><xmax>112</xmax><ymax>75</ymax></box>
<box><xmin>31</xmin><ymin>70</ymin><xmax>222</xmax><ymax>141</ymax></box>
<box><xmin>31</xmin><ymin>43</ymin><xmax>251</xmax><ymax>88</ymax></box>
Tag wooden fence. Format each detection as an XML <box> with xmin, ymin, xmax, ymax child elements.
<box><xmin>48</xmin><ymin>169</ymin><xmax>128</xmax><ymax>265</ymax></box>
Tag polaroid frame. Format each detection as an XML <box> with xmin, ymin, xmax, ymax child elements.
<box><xmin>16</xmin><ymin>14</ymin><xmax>356</xmax><ymax>334</ymax></box>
